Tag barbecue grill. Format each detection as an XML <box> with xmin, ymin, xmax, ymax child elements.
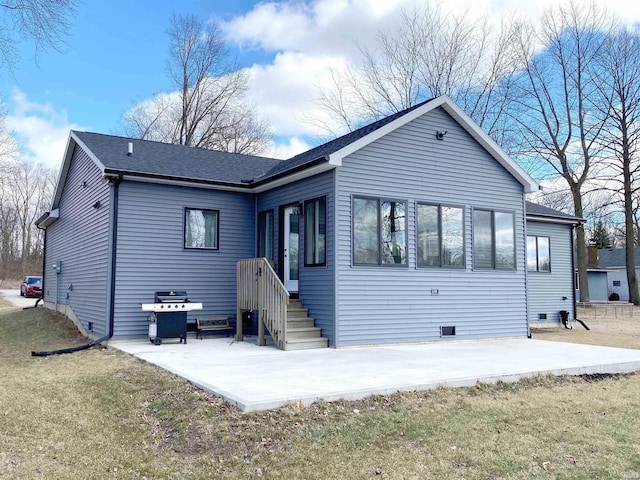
<box><xmin>141</xmin><ymin>290</ymin><xmax>203</xmax><ymax>345</ymax></box>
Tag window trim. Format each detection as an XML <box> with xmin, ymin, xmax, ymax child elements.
<box><xmin>257</xmin><ymin>209</ymin><xmax>274</xmax><ymax>261</ymax></box>
<box><xmin>304</xmin><ymin>196</ymin><xmax>327</xmax><ymax>267</ymax></box>
<box><xmin>352</xmin><ymin>195</ymin><xmax>408</xmax><ymax>267</ymax></box>
<box><xmin>472</xmin><ymin>208</ymin><xmax>516</xmax><ymax>270</ymax></box>
<box><xmin>416</xmin><ymin>202</ymin><xmax>466</xmax><ymax>269</ymax></box>
<box><xmin>527</xmin><ymin>235</ymin><xmax>551</xmax><ymax>273</ymax></box>
<box><xmin>184</xmin><ymin>207</ymin><xmax>220</xmax><ymax>250</ymax></box>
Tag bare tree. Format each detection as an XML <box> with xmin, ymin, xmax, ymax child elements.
<box><xmin>509</xmin><ymin>0</ymin><xmax>615</xmax><ymax>302</ymax></box>
<box><xmin>310</xmin><ymin>5</ymin><xmax>524</xmax><ymax>142</ymax></box>
<box><xmin>0</xmin><ymin>0</ymin><xmax>76</xmax><ymax>70</ymax></box>
<box><xmin>590</xmin><ymin>28</ymin><xmax>640</xmax><ymax>304</ymax></box>
<box><xmin>122</xmin><ymin>14</ymin><xmax>270</xmax><ymax>155</ymax></box>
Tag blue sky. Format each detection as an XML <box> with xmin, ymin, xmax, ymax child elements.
<box><xmin>1</xmin><ymin>0</ymin><xmax>638</xmax><ymax>171</ymax></box>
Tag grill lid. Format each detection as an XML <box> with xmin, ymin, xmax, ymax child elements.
<box><xmin>154</xmin><ymin>290</ymin><xmax>188</xmax><ymax>303</ymax></box>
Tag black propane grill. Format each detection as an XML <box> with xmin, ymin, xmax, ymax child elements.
<box><xmin>141</xmin><ymin>290</ymin><xmax>203</xmax><ymax>345</ymax></box>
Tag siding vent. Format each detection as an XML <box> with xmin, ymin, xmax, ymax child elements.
<box><xmin>538</xmin><ymin>313</ymin><xmax>547</xmax><ymax>320</ymax></box>
<box><xmin>440</xmin><ymin>326</ymin><xmax>456</xmax><ymax>337</ymax></box>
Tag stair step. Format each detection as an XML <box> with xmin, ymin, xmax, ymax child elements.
<box><xmin>287</xmin><ymin>318</ymin><xmax>315</xmax><ymax>329</ymax></box>
<box><xmin>287</xmin><ymin>326</ymin><xmax>321</xmax><ymax>339</ymax></box>
<box><xmin>285</xmin><ymin>337</ymin><xmax>328</xmax><ymax>350</ymax></box>
<box><xmin>287</xmin><ymin>308</ymin><xmax>309</xmax><ymax>318</ymax></box>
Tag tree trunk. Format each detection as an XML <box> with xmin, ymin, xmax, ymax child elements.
<box><xmin>623</xmin><ymin>134</ymin><xmax>640</xmax><ymax>304</ymax></box>
<box><xmin>572</xmin><ymin>187</ymin><xmax>590</xmax><ymax>302</ymax></box>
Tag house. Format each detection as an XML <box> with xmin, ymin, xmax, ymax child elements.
<box><xmin>598</xmin><ymin>247</ymin><xmax>640</xmax><ymax>302</ymax></box>
<box><xmin>525</xmin><ymin>202</ymin><xmax>582</xmax><ymax>326</ymax></box>
<box><xmin>36</xmin><ymin>95</ymin><xmax>580</xmax><ymax>349</ymax></box>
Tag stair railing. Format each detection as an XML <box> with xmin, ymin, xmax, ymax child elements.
<box><xmin>237</xmin><ymin>258</ymin><xmax>289</xmax><ymax>350</ymax></box>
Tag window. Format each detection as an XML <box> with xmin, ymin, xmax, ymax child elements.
<box><xmin>527</xmin><ymin>236</ymin><xmax>550</xmax><ymax>272</ymax></box>
<box><xmin>417</xmin><ymin>204</ymin><xmax>464</xmax><ymax>268</ymax></box>
<box><xmin>258</xmin><ymin>210</ymin><xmax>274</xmax><ymax>261</ymax></box>
<box><xmin>184</xmin><ymin>208</ymin><xmax>219</xmax><ymax>249</ymax></box>
<box><xmin>472</xmin><ymin>209</ymin><xmax>515</xmax><ymax>269</ymax></box>
<box><xmin>305</xmin><ymin>197</ymin><xmax>326</xmax><ymax>266</ymax></box>
<box><xmin>353</xmin><ymin>197</ymin><xmax>407</xmax><ymax>266</ymax></box>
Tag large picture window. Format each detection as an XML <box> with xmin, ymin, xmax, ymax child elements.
<box><xmin>353</xmin><ymin>197</ymin><xmax>407</xmax><ymax>266</ymax></box>
<box><xmin>305</xmin><ymin>197</ymin><xmax>326</xmax><ymax>266</ymax></box>
<box><xmin>472</xmin><ymin>209</ymin><xmax>515</xmax><ymax>269</ymax></box>
<box><xmin>184</xmin><ymin>208</ymin><xmax>219</xmax><ymax>250</ymax></box>
<box><xmin>258</xmin><ymin>210</ymin><xmax>274</xmax><ymax>261</ymax></box>
<box><xmin>527</xmin><ymin>236</ymin><xmax>550</xmax><ymax>272</ymax></box>
<box><xmin>417</xmin><ymin>204</ymin><xmax>464</xmax><ymax>268</ymax></box>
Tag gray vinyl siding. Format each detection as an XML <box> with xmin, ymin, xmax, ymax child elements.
<box><xmin>112</xmin><ymin>182</ymin><xmax>255</xmax><ymax>338</ymax></box>
<box><xmin>335</xmin><ymin>106</ymin><xmax>527</xmax><ymax>346</ymax></box>
<box><xmin>43</xmin><ymin>146</ymin><xmax>111</xmax><ymax>335</ymax></box>
<box><xmin>526</xmin><ymin>220</ymin><xmax>575</xmax><ymax>324</ymax></box>
<box><xmin>257</xmin><ymin>171</ymin><xmax>335</xmax><ymax>345</ymax></box>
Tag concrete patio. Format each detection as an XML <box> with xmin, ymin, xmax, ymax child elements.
<box><xmin>110</xmin><ymin>336</ymin><xmax>640</xmax><ymax>412</ymax></box>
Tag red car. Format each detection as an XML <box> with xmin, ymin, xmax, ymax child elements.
<box><xmin>20</xmin><ymin>276</ymin><xmax>43</xmax><ymax>298</ymax></box>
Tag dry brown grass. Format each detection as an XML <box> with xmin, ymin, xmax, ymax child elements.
<box><xmin>532</xmin><ymin>304</ymin><xmax>640</xmax><ymax>350</ymax></box>
<box><xmin>1</xmin><ymin>306</ymin><xmax>640</xmax><ymax>479</ymax></box>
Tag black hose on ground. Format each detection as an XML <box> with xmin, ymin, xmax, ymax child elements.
<box><xmin>22</xmin><ymin>297</ymin><xmax>43</xmax><ymax>310</ymax></box>
<box><xmin>574</xmin><ymin>318</ymin><xmax>591</xmax><ymax>330</ymax></box>
<box><xmin>31</xmin><ymin>335</ymin><xmax>110</xmax><ymax>357</ymax></box>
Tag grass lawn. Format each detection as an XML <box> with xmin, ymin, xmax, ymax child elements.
<box><xmin>1</xmin><ymin>300</ymin><xmax>640</xmax><ymax>479</ymax></box>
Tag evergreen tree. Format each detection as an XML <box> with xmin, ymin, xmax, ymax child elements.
<box><xmin>590</xmin><ymin>221</ymin><xmax>613</xmax><ymax>248</ymax></box>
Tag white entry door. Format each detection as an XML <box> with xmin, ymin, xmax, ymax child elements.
<box><xmin>283</xmin><ymin>206</ymin><xmax>299</xmax><ymax>293</ymax></box>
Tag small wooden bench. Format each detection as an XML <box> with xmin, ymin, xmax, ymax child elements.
<box><xmin>196</xmin><ymin>317</ymin><xmax>232</xmax><ymax>339</ymax></box>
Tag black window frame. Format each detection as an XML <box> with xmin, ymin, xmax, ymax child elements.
<box><xmin>304</xmin><ymin>196</ymin><xmax>327</xmax><ymax>267</ymax></box>
<box><xmin>527</xmin><ymin>235</ymin><xmax>551</xmax><ymax>273</ymax></box>
<box><xmin>352</xmin><ymin>195</ymin><xmax>408</xmax><ymax>267</ymax></box>
<box><xmin>257</xmin><ymin>209</ymin><xmax>274</xmax><ymax>261</ymax></box>
<box><xmin>472</xmin><ymin>208</ymin><xmax>516</xmax><ymax>270</ymax></box>
<box><xmin>184</xmin><ymin>207</ymin><xmax>220</xmax><ymax>250</ymax></box>
<box><xmin>416</xmin><ymin>202</ymin><xmax>465</xmax><ymax>269</ymax></box>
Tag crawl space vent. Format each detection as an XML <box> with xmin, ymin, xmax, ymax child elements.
<box><xmin>440</xmin><ymin>326</ymin><xmax>456</xmax><ymax>337</ymax></box>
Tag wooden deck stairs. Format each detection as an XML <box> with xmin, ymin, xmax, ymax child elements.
<box><xmin>285</xmin><ymin>299</ymin><xmax>328</xmax><ymax>350</ymax></box>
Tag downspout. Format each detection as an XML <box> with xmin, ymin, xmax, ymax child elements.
<box><xmin>571</xmin><ymin>223</ymin><xmax>578</xmax><ymax>322</ymax></box>
<box><xmin>31</xmin><ymin>175</ymin><xmax>121</xmax><ymax>357</ymax></box>
<box><xmin>523</xmin><ymin>196</ymin><xmax>531</xmax><ymax>339</ymax></box>
<box><xmin>106</xmin><ymin>175</ymin><xmax>122</xmax><ymax>340</ymax></box>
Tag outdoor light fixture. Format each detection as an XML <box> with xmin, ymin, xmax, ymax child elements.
<box><xmin>436</xmin><ymin>130</ymin><xmax>447</xmax><ymax>140</ymax></box>
<box><xmin>92</xmin><ymin>201</ymin><xmax>101</xmax><ymax>209</ymax></box>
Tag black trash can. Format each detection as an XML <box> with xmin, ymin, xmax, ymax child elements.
<box><xmin>242</xmin><ymin>310</ymin><xmax>256</xmax><ymax>335</ymax></box>
<box><xmin>559</xmin><ymin>310</ymin><xmax>570</xmax><ymax>328</ymax></box>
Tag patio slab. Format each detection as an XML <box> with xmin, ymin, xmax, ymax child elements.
<box><xmin>109</xmin><ymin>337</ymin><xmax>640</xmax><ymax>412</ymax></box>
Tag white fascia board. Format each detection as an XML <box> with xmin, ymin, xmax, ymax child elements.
<box><xmin>439</xmin><ymin>98</ymin><xmax>539</xmax><ymax>193</ymax></box>
<box><xmin>526</xmin><ymin>214</ymin><xmax>583</xmax><ymax>225</ymax></box>
<box><xmin>327</xmin><ymin>95</ymin><xmax>540</xmax><ymax>193</ymax></box>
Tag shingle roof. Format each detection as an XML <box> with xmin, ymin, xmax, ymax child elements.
<box><xmin>73</xmin><ymin>131</ymin><xmax>282</xmax><ymax>185</ymax></box>
<box><xmin>598</xmin><ymin>247</ymin><xmax>640</xmax><ymax>268</ymax></box>
<box><xmin>526</xmin><ymin>201</ymin><xmax>582</xmax><ymax>222</ymax></box>
<box><xmin>72</xmin><ymin>100</ymin><xmax>434</xmax><ymax>186</ymax></box>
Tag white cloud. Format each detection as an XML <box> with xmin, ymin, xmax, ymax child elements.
<box><xmin>5</xmin><ymin>89</ymin><xmax>82</xmax><ymax>171</ymax></box>
<box><xmin>268</xmin><ymin>136</ymin><xmax>313</xmax><ymax>159</ymax></box>
<box><xmin>244</xmin><ymin>52</ymin><xmax>348</xmax><ymax>138</ymax></box>
<box><xmin>227</xmin><ymin>0</ymin><xmax>640</xmax><ymax>148</ymax></box>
